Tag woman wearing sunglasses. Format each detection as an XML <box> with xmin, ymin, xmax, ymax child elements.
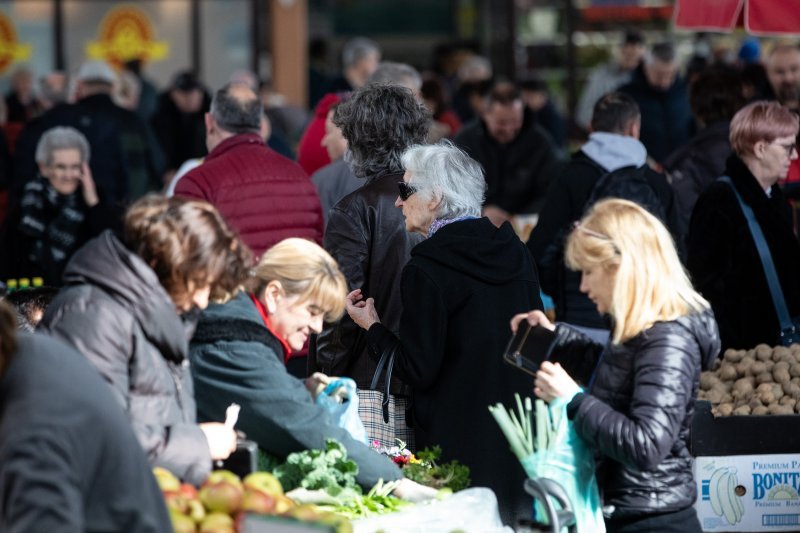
<box><xmin>346</xmin><ymin>141</ymin><xmax>542</xmax><ymax>523</ymax></box>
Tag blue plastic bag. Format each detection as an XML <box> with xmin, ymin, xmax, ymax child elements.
<box><xmin>520</xmin><ymin>400</ymin><xmax>605</xmax><ymax>533</ymax></box>
<box><xmin>315</xmin><ymin>378</ymin><xmax>369</xmax><ymax>444</ymax></box>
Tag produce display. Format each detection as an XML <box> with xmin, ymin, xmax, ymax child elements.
<box><xmin>698</xmin><ymin>344</ymin><xmax>800</xmax><ymax>416</ymax></box>
<box><xmin>154</xmin><ymin>438</ymin><xmax>472</xmax><ymax>531</ymax></box>
<box><xmin>153</xmin><ymin>466</ymin><xmax>351</xmax><ymax>533</ymax></box>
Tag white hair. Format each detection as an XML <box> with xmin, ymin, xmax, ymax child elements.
<box><xmin>35</xmin><ymin>126</ymin><xmax>90</xmax><ymax>165</ymax></box>
<box><xmin>401</xmin><ymin>141</ymin><xmax>485</xmax><ymax>219</ymax></box>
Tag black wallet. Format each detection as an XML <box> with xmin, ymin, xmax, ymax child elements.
<box><xmin>503</xmin><ymin>323</ymin><xmax>556</xmax><ymax>377</ymax></box>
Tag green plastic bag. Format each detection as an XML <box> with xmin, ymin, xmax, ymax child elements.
<box><xmin>520</xmin><ymin>400</ymin><xmax>605</xmax><ymax>533</ymax></box>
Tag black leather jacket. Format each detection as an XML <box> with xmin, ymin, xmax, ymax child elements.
<box><xmin>311</xmin><ymin>171</ymin><xmax>422</xmax><ymax>394</ymax></box>
<box><xmin>552</xmin><ymin>308</ymin><xmax>720</xmax><ymax>518</ymax></box>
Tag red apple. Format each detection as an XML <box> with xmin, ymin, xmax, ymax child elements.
<box><xmin>153</xmin><ymin>467</ymin><xmax>181</xmax><ymax>492</ymax></box>
<box><xmin>199</xmin><ymin>480</ymin><xmax>243</xmax><ymax>515</ymax></box>
<box><xmin>170</xmin><ymin>509</ymin><xmax>197</xmax><ymax>533</ymax></box>
<box><xmin>199</xmin><ymin>512</ymin><xmax>235</xmax><ymax>533</ymax></box>
<box><xmin>163</xmin><ymin>491</ymin><xmax>189</xmax><ymax>514</ymax></box>
<box><xmin>241</xmin><ymin>488</ymin><xmax>276</xmax><ymax>514</ymax></box>
<box><xmin>242</xmin><ymin>472</ymin><xmax>283</xmax><ymax>497</ymax></box>
<box><xmin>180</xmin><ymin>482</ymin><xmax>199</xmax><ymax>501</ymax></box>
<box><xmin>186</xmin><ymin>498</ymin><xmax>206</xmax><ymax>524</ymax></box>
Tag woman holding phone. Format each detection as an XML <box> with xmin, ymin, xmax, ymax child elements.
<box><xmin>512</xmin><ymin>198</ymin><xmax>720</xmax><ymax>532</ymax></box>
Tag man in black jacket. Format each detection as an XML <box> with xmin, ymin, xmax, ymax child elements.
<box><xmin>0</xmin><ymin>301</ymin><xmax>171</xmax><ymax>532</ymax></box>
<box><xmin>454</xmin><ymin>82</ymin><xmax>560</xmax><ymax>225</ymax></box>
<box><xmin>527</xmin><ymin>92</ymin><xmax>681</xmax><ymax>341</ymax></box>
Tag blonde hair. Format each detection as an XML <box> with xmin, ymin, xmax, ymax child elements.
<box><xmin>252</xmin><ymin>238</ymin><xmax>347</xmax><ymax>322</ymax></box>
<box><xmin>565</xmin><ymin>199</ymin><xmax>708</xmax><ymax>344</ymax></box>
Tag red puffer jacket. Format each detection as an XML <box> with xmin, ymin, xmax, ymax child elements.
<box><xmin>175</xmin><ymin>133</ymin><xmax>323</xmax><ymax>256</ymax></box>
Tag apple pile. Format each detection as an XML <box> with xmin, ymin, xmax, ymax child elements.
<box><xmin>153</xmin><ymin>467</ymin><xmax>351</xmax><ymax>533</ymax></box>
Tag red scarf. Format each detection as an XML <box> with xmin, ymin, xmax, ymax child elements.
<box><xmin>249</xmin><ymin>293</ymin><xmax>292</xmax><ymax>363</ymax></box>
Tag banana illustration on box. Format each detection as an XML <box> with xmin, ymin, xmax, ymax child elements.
<box><xmin>708</xmin><ymin>467</ymin><xmax>744</xmax><ymax>525</ymax></box>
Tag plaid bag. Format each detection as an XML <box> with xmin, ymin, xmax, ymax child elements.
<box><xmin>358</xmin><ymin>391</ymin><xmax>414</xmax><ymax>449</ymax></box>
<box><xmin>357</xmin><ymin>344</ymin><xmax>415</xmax><ymax>449</ymax></box>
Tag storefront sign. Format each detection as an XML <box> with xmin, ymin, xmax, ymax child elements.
<box><xmin>86</xmin><ymin>5</ymin><xmax>168</xmax><ymax>67</ymax></box>
<box><xmin>0</xmin><ymin>12</ymin><xmax>32</xmax><ymax>75</ymax></box>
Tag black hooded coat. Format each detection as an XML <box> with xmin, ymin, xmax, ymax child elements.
<box><xmin>365</xmin><ymin>217</ymin><xmax>542</xmax><ymax>521</ymax></box>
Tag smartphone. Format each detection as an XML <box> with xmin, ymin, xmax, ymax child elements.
<box><xmin>503</xmin><ymin>323</ymin><xmax>556</xmax><ymax>377</ymax></box>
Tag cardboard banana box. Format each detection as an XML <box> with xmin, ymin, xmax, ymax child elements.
<box><xmin>695</xmin><ymin>455</ymin><xmax>800</xmax><ymax>532</ymax></box>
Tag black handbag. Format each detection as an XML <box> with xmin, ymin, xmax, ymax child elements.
<box><xmin>720</xmin><ymin>176</ymin><xmax>800</xmax><ymax>345</ymax></box>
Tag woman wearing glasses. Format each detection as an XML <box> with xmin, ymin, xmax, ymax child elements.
<box><xmin>687</xmin><ymin>100</ymin><xmax>800</xmax><ymax>351</ymax></box>
<box><xmin>513</xmin><ymin>198</ymin><xmax>720</xmax><ymax>532</ymax></box>
<box><xmin>345</xmin><ymin>141</ymin><xmax>542</xmax><ymax>523</ymax></box>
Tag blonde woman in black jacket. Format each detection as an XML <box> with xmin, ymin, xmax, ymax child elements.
<box><xmin>512</xmin><ymin>199</ymin><xmax>720</xmax><ymax>532</ymax></box>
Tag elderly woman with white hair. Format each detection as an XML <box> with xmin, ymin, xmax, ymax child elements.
<box><xmin>0</xmin><ymin>126</ymin><xmax>118</xmax><ymax>285</ymax></box>
<box><xmin>346</xmin><ymin>141</ymin><xmax>542</xmax><ymax>522</ymax></box>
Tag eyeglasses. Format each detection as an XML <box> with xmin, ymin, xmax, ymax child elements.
<box><xmin>397</xmin><ymin>181</ymin><xmax>417</xmax><ymax>201</ymax></box>
<box><xmin>771</xmin><ymin>141</ymin><xmax>798</xmax><ymax>157</ymax></box>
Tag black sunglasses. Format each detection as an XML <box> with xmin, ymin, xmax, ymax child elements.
<box><xmin>397</xmin><ymin>181</ymin><xmax>417</xmax><ymax>201</ymax></box>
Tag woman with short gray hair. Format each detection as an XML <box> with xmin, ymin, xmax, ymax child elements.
<box><xmin>346</xmin><ymin>140</ymin><xmax>543</xmax><ymax>523</ymax></box>
<box><xmin>0</xmin><ymin>126</ymin><xmax>117</xmax><ymax>285</ymax></box>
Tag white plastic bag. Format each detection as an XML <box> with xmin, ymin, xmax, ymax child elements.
<box><xmin>353</xmin><ymin>488</ymin><xmax>513</xmax><ymax>533</ymax></box>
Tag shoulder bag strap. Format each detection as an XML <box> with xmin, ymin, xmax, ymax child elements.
<box><xmin>368</xmin><ymin>342</ymin><xmax>398</xmax><ymax>424</ymax></box>
<box><xmin>718</xmin><ymin>176</ymin><xmax>794</xmax><ymax>333</ymax></box>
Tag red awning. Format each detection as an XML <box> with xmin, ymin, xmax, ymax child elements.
<box><xmin>674</xmin><ymin>0</ymin><xmax>800</xmax><ymax>35</ymax></box>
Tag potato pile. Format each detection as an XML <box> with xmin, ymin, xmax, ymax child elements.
<box><xmin>698</xmin><ymin>344</ymin><xmax>800</xmax><ymax>416</ymax></box>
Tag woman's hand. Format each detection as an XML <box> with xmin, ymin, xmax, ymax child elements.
<box><xmin>393</xmin><ymin>478</ymin><xmax>438</xmax><ymax>502</ymax></box>
<box><xmin>305</xmin><ymin>372</ymin><xmax>331</xmax><ymax>400</ymax></box>
<box><xmin>345</xmin><ymin>288</ymin><xmax>381</xmax><ymax>330</ymax></box>
<box><xmin>199</xmin><ymin>422</ymin><xmax>238</xmax><ymax>460</ymax></box>
<box><xmin>534</xmin><ymin>361</ymin><xmax>581</xmax><ymax>403</ymax></box>
<box><xmin>79</xmin><ymin>162</ymin><xmax>99</xmax><ymax>207</ymax></box>
<box><xmin>510</xmin><ymin>309</ymin><xmax>555</xmax><ymax>333</ymax></box>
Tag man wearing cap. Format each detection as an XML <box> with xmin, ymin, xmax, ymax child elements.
<box><xmin>174</xmin><ymin>83</ymin><xmax>323</xmax><ymax>256</ymax></box>
<box><xmin>13</xmin><ymin>61</ymin><xmax>162</xmax><ymax>206</ymax></box>
<box><xmin>152</xmin><ymin>71</ymin><xmax>211</xmax><ymax>186</ymax></box>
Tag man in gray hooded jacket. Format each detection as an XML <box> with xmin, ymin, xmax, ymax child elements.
<box><xmin>527</xmin><ymin>92</ymin><xmax>682</xmax><ymax>341</ymax></box>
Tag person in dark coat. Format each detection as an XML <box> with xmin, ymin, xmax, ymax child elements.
<box><xmin>664</xmin><ymin>68</ymin><xmax>745</xmax><ymax>232</ymax></box>
<box><xmin>528</xmin><ymin>92</ymin><xmax>682</xmax><ymax>341</ymax></box>
<box><xmin>311</xmin><ymin>84</ymin><xmax>430</xmax><ymax>448</ymax></box>
<box><xmin>619</xmin><ymin>42</ymin><xmax>694</xmax><ymax>164</ymax></box>
<box><xmin>0</xmin><ymin>127</ymin><xmax>119</xmax><ymax>285</ymax></box>
<box><xmin>453</xmin><ymin>81</ymin><xmax>560</xmax><ymax>224</ymax></box>
<box><xmin>516</xmin><ymin>199</ymin><xmax>720</xmax><ymax>532</ymax></box>
<box><xmin>346</xmin><ymin>142</ymin><xmax>542</xmax><ymax>524</ymax></box>
<box><xmin>189</xmin><ymin>239</ymin><xmax>432</xmax><ymax>501</ymax></box>
<box><xmin>151</xmin><ymin>72</ymin><xmax>211</xmax><ymax>183</ymax></box>
<box><xmin>39</xmin><ymin>196</ymin><xmax>251</xmax><ymax>485</ymax></box>
<box><xmin>688</xmin><ymin>101</ymin><xmax>800</xmax><ymax>351</ymax></box>
<box><xmin>0</xmin><ymin>301</ymin><xmax>172</xmax><ymax>532</ymax></box>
